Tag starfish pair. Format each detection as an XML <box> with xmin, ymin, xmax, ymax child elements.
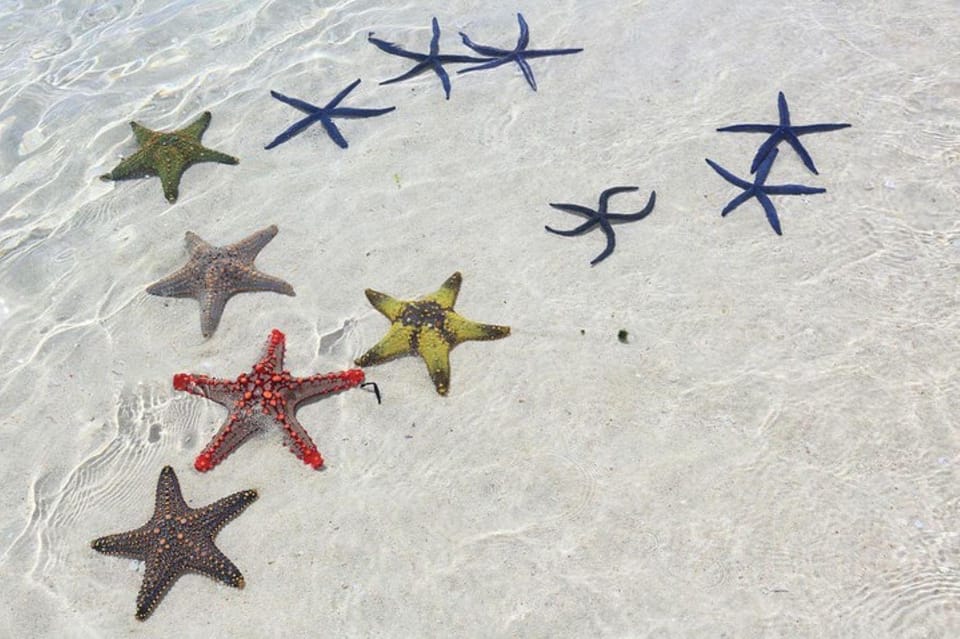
<box><xmin>368</xmin><ymin>13</ymin><xmax>582</xmax><ymax>98</ymax></box>
<box><xmin>707</xmin><ymin>91</ymin><xmax>850</xmax><ymax>234</ymax></box>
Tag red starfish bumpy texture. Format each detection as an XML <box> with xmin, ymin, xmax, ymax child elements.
<box><xmin>174</xmin><ymin>329</ymin><xmax>365</xmax><ymax>472</ymax></box>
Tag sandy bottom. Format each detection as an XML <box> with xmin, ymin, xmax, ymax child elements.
<box><xmin>0</xmin><ymin>0</ymin><xmax>957</xmax><ymax>636</ymax></box>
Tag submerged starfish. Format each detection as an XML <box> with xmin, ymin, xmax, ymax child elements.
<box><xmin>175</xmin><ymin>329</ymin><xmax>368</xmax><ymax>471</ymax></box>
<box><xmin>705</xmin><ymin>148</ymin><xmax>826</xmax><ymax>235</ymax></box>
<box><xmin>100</xmin><ymin>111</ymin><xmax>238</xmax><ymax>203</ymax></box>
<box><xmin>91</xmin><ymin>466</ymin><xmax>257</xmax><ymax>621</ymax></box>
<box><xmin>265</xmin><ymin>79</ymin><xmax>396</xmax><ymax>150</ymax></box>
<box><xmin>545</xmin><ymin>186</ymin><xmax>656</xmax><ymax>265</ymax></box>
<box><xmin>147</xmin><ymin>225</ymin><xmax>294</xmax><ymax>338</ymax></box>
<box><xmin>356</xmin><ymin>272</ymin><xmax>510</xmax><ymax>396</ymax></box>
<box><xmin>717</xmin><ymin>91</ymin><xmax>851</xmax><ymax>175</ymax></box>
<box><xmin>368</xmin><ymin>17</ymin><xmax>487</xmax><ymax>99</ymax></box>
<box><xmin>457</xmin><ymin>13</ymin><xmax>583</xmax><ymax>91</ymax></box>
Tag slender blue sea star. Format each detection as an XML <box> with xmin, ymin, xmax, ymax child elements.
<box><xmin>368</xmin><ymin>17</ymin><xmax>487</xmax><ymax>100</ymax></box>
<box><xmin>705</xmin><ymin>148</ymin><xmax>826</xmax><ymax>235</ymax></box>
<box><xmin>457</xmin><ymin>13</ymin><xmax>583</xmax><ymax>91</ymax></box>
<box><xmin>265</xmin><ymin>79</ymin><xmax>395</xmax><ymax>150</ymax></box>
<box><xmin>545</xmin><ymin>186</ymin><xmax>656</xmax><ymax>266</ymax></box>
<box><xmin>717</xmin><ymin>91</ymin><xmax>851</xmax><ymax>175</ymax></box>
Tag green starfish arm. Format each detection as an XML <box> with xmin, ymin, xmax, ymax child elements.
<box><xmin>100</xmin><ymin>151</ymin><xmax>157</xmax><ymax>181</ymax></box>
<box><xmin>364</xmin><ymin>288</ymin><xmax>405</xmax><ymax>321</ymax></box>
<box><xmin>157</xmin><ymin>160</ymin><xmax>188</xmax><ymax>204</ymax></box>
<box><xmin>192</xmin><ymin>147</ymin><xmax>240</xmax><ymax>165</ymax></box>
<box><xmin>444</xmin><ymin>311</ymin><xmax>511</xmax><ymax>344</ymax></box>
<box><xmin>417</xmin><ymin>330</ymin><xmax>452</xmax><ymax>395</ymax></box>
<box><xmin>176</xmin><ymin>111</ymin><xmax>212</xmax><ymax>141</ymax></box>
<box><xmin>355</xmin><ymin>324</ymin><xmax>417</xmax><ymax>366</ymax></box>
<box><xmin>131</xmin><ymin>121</ymin><xmax>154</xmax><ymax>145</ymax></box>
<box><xmin>423</xmin><ymin>271</ymin><xmax>461</xmax><ymax>309</ymax></box>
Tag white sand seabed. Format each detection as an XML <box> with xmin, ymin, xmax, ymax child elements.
<box><xmin>0</xmin><ymin>0</ymin><xmax>957</xmax><ymax>636</ymax></box>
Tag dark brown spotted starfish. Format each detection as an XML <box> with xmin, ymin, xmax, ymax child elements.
<box><xmin>147</xmin><ymin>225</ymin><xmax>295</xmax><ymax>338</ymax></box>
<box><xmin>355</xmin><ymin>272</ymin><xmax>511</xmax><ymax>396</ymax></box>
<box><xmin>100</xmin><ymin>111</ymin><xmax>238</xmax><ymax>203</ymax></box>
<box><xmin>90</xmin><ymin>466</ymin><xmax>257</xmax><ymax>621</ymax></box>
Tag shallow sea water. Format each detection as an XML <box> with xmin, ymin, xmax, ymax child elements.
<box><xmin>0</xmin><ymin>0</ymin><xmax>958</xmax><ymax>636</ymax></box>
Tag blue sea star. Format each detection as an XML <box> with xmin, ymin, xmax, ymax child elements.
<box><xmin>717</xmin><ymin>91</ymin><xmax>851</xmax><ymax>175</ymax></box>
<box><xmin>368</xmin><ymin>17</ymin><xmax>487</xmax><ymax>100</ymax></box>
<box><xmin>545</xmin><ymin>186</ymin><xmax>656</xmax><ymax>265</ymax></box>
<box><xmin>265</xmin><ymin>79</ymin><xmax>395</xmax><ymax>150</ymax></box>
<box><xmin>705</xmin><ymin>148</ymin><xmax>826</xmax><ymax>235</ymax></box>
<box><xmin>457</xmin><ymin>13</ymin><xmax>583</xmax><ymax>91</ymax></box>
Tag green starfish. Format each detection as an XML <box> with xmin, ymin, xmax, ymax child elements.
<box><xmin>355</xmin><ymin>272</ymin><xmax>511</xmax><ymax>396</ymax></box>
<box><xmin>100</xmin><ymin>111</ymin><xmax>238</xmax><ymax>203</ymax></box>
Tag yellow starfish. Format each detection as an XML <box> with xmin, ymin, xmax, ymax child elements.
<box><xmin>100</xmin><ymin>111</ymin><xmax>238</xmax><ymax>203</ymax></box>
<box><xmin>355</xmin><ymin>272</ymin><xmax>511</xmax><ymax>396</ymax></box>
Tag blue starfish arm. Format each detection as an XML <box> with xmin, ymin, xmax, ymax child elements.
<box><xmin>548</xmin><ymin>202</ymin><xmax>599</xmax><ymax>219</ymax></box>
<box><xmin>264</xmin><ymin>115</ymin><xmax>319</xmax><ymax>150</ymax></box>
<box><xmin>598</xmin><ymin>186</ymin><xmax>640</xmax><ymax>209</ymax></box>
<box><xmin>705</xmin><ymin>158</ymin><xmax>753</xmax><ymax>189</ymax></box>
<box><xmin>457</xmin><ymin>34</ymin><xmax>509</xmax><ymax>59</ymax></box>
<box><xmin>605</xmin><ymin>191</ymin><xmax>657</xmax><ymax>221</ymax></box>
<box><xmin>367</xmin><ymin>34</ymin><xmax>426</xmax><ymax>60</ymax></box>
<box><xmin>545</xmin><ymin>219</ymin><xmax>599</xmax><ymax>236</ymax></box>
<box><xmin>781</xmin><ymin>131</ymin><xmax>819</xmax><ymax>174</ymax></box>
<box><xmin>318</xmin><ymin>115</ymin><xmax>349</xmax><ymax>149</ymax></box>
<box><xmin>777</xmin><ymin>91</ymin><xmax>791</xmax><ymax>124</ymax></box>
<box><xmin>269</xmin><ymin>90</ymin><xmax>320</xmax><ymax>115</ymax></box>
<box><xmin>792</xmin><ymin>122</ymin><xmax>852</xmax><ymax>134</ymax></box>
<box><xmin>591</xmin><ymin>222</ymin><xmax>616</xmax><ymax>265</ymax></box>
<box><xmin>756</xmin><ymin>191</ymin><xmax>784</xmax><ymax>235</ymax></box>
<box><xmin>427</xmin><ymin>16</ymin><xmax>441</xmax><ymax>56</ymax></box>
<box><xmin>517</xmin><ymin>58</ymin><xmax>537</xmax><ymax>90</ymax></box>
<box><xmin>457</xmin><ymin>56</ymin><xmax>513</xmax><ymax>74</ymax></box>
<box><xmin>761</xmin><ymin>183</ymin><xmax>827</xmax><ymax>196</ymax></box>
<box><xmin>435</xmin><ymin>64</ymin><xmax>453</xmax><ymax>100</ymax></box>
<box><xmin>330</xmin><ymin>106</ymin><xmax>397</xmax><ymax>118</ymax></box>
<box><xmin>325</xmin><ymin>78</ymin><xmax>362</xmax><ymax>109</ymax></box>
<box><xmin>720</xmin><ymin>190</ymin><xmax>757</xmax><ymax>216</ymax></box>
<box><xmin>516</xmin><ymin>13</ymin><xmax>531</xmax><ymax>49</ymax></box>
<box><xmin>378</xmin><ymin>62</ymin><xmax>432</xmax><ymax>84</ymax></box>
<box><xmin>748</xmin><ymin>133</ymin><xmax>786</xmax><ymax>173</ymax></box>
<box><xmin>716</xmin><ymin>123</ymin><xmax>778</xmax><ymax>133</ymax></box>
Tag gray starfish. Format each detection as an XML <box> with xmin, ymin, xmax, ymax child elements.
<box><xmin>147</xmin><ymin>225</ymin><xmax>295</xmax><ymax>337</ymax></box>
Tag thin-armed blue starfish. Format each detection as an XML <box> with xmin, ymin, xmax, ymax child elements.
<box><xmin>367</xmin><ymin>17</ymin><xmax>487</xmax><ymax>100</ymax></box>
<box><xmin>457</xmin><ymin>13</ymin><xmax>583</xmax><ymax>91</ymax></box>
<box><xmin>265</xmin><ymin>79</ymin><xmax>395</xmax><ymax>150</ymax></box>
<box><xmin>545</xmin><ymin>186</ymin><xmax>656</xmax><ymax>266</ymax></box>
<box><xmin>705</xmin><ymin>148</ymin><xmax>826</xmax><ymax>235</ymax></box>
<box><xmin>717</xmin><ymin>91</ymin><xmax>851</xmax><ymax>175</ymax></box>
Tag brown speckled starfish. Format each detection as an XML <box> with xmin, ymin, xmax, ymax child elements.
<box><xmin>90</xmin><ymin>466</ymin><xmax>257</xmax><ymax>621</ymax></box>
<box><xmin>147</xmin><ymin>225</ymin><xmax>294</xmax><ymax>338</ymax></box>
<box><xmin>100</xmin><ymin>111</ymin><xmax>238</xmax><ymax>203</ymax></box>
<box><xmin>356</xmin><ymin>272</ymin><xmax>511</xmax><ymax>396</ymax></box>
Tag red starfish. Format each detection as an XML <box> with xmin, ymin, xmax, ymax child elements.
<box><xmin>174</xmin><ymin>328</ymin><xmax>365</xmax><ymax>472</ymax></box>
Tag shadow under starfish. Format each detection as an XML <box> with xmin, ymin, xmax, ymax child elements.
<box><xmin>265</xmin><ymin>79</ymin><xmax>395</xmax><ymax>149</ymax></box>
<box><xmin>545</xmin><ymin>186</ymin><xmax>656</xmax><ymax>265</ymax></box>
<box><xmin>705</xmin><ymin>147</ymin><xmax>826</xmax><ymax>235</ymax></box>
<box><xmin>368</xmin><ymin>17</ymin><xmax>488</xmax><ymax>99</ymax></box>
<box><xmin>717</xmin><ymin>91</ymin><xmax>851</xmax><ymax>175</ymax></box>
<box><xmin>457</xmin><ymin>12</ymin><xmax>583</xmax><ymax>91</ymax></box>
